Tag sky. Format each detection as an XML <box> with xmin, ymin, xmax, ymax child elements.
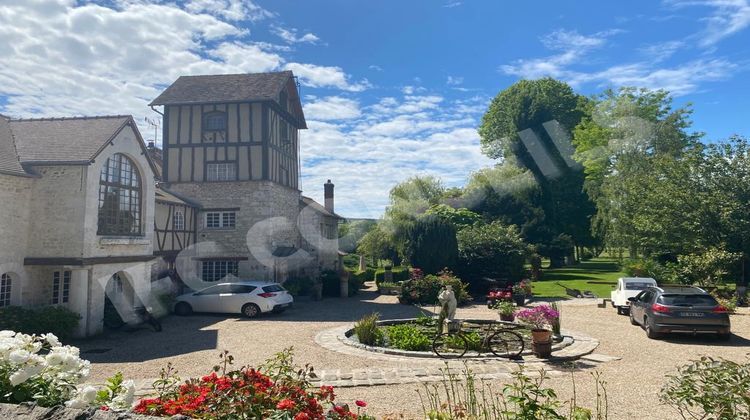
<box><xmin>1</xmin><ymin>0</ymin><xmax>749</xmax><ymax>218</ymax></box>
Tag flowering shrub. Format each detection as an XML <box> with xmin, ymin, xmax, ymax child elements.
<box><xmin>133</xmin><ymin>348</ymin><xmax>375</xmax><ymax>419</ymax></box>
<box><xmin>0</xmin><ymin>330</ymin><xmax>90</xmax><ymax>406</ymax></box>
<box><xmin>400</xmin><ymin>269</ymin><xmax>471</xmax><ymax>305</ymax></box>
<box><xmin>515</xmin><ymin>305</ymin><xmax>559</xmax><ymax>331</ymax></box>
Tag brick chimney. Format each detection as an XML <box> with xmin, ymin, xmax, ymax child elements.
<box><xmin>324</xmin><ymin>179</ymin><xmax>334</xmax><ymax>213</ymax></box>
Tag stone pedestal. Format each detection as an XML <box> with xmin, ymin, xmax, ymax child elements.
<box><xmin>358</xmin><ymin>255</ymin><xmax>366</xmax><ymax>272</ymax></box>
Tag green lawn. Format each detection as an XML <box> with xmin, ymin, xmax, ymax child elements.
<box><xmin>531</xmin><ymin>258</ymin><xmax>626</xmax><ymax>299</ymax></box>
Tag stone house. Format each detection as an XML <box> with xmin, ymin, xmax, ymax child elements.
<box><xmin>149</xmin><ymin>71</ymin><xmax>341</xmax><ymax>291</ymax></box>
<box><xmin>0</xmin><ymin>115</ymin><xmax>158</xmax><ymax>337</ymax></box>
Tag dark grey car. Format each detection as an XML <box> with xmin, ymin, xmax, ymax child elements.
<box><xmin>628</xmin><ymin>286</ymin><xmax>731</xmax><ymax>340</ymax></box>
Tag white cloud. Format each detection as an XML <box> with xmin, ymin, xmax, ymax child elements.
<box><xmin>185</xmin><ymin>0</ymin><xmax>274</xmax><ymax>21</ymax></box>
<box><xmin>284</xmin><ymin>63</ymin><xmax>371</xmax><ymax>92</ymax></box>
<box><xmin>665</xmin><ymin>0</ymin><xmax>750</xmax><ymax>46</ymax></box>
<box><xmin>443</xmin><ymin>1</ymin><xmax>463</xmax><ymax>8</ymax></box>
<box><xmin>303</xmin><ymin>96</ymin><xmax>361</xmax><ymax>120</ymax></box>
<box><xmin>446</xmin><ymin>76</ymin><xmax>464</xmax><ymax>85</ymax></box>
<box><xmin>271</xmin><ymin>25</ymin><xmax>320</xmax><ymax>44</ymax></box>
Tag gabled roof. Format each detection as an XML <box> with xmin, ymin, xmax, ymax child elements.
<box><xmin>149</xmin><ymin>71</ymin><xmax>306</xmax><ymax>128</ymax></box>
<box><xmin>0</xmin><ymin>115</ymin><xmax>32</xmax><ymax>177</ymax></box>
<box><xmin>155</xmin><ymin>185</ymin><xmax>201</xmax><ymax>208</ymax></box>
<box><xmin>300</xmin><ymin>196</ymin><xmax>343</xmax><ymax>219</ymax></box>
<box><xmin>7</xmin><ymin>115</ymin><xmax>159</xmax><ymax>175</ymax></box>
<box><xmin>150</xmin><ymin>71</ymin><xmax>291</xmax><ymax>105</ymax></box>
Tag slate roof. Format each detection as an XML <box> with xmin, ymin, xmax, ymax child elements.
<box><xmin>300</xmin><ymin>196</ymin><xmax>342</xmax><ymax>219</ymax></box>
<box><xmin>9</xmin><ymin>116</ymin><xmax>131</xmax><ymax>164</ymax></box>
<box><xmin>155</xmin><ymin>185</ymin><xmax>201</xmax><ymax>208</ymax></box>
<box><xmin>0</xmin><ymin>115</ymin><xmax>31</xmax><ymax>177</ymax></box>
<box><xmin>150</xmin><ymin>71</ymin><xmax>293</xmax><ymax>106</ymax></box>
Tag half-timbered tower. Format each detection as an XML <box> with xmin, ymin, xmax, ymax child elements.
<box><xmin>150</xmin><ymin>71</ymin><xmax>339</xmax><ymax>285</ymax></box>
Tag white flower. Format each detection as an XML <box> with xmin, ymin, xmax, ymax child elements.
<box><xmin>42</xmin><ymin>333</ymin><xmax>61</xmax><ymax>347</ymax></box>
<box><xmin>65</xmin><ymin>398</ymin><xmax>89</xmax><ymax>409</ymax></box>
<box><xmin>10</xmin><ymin>369</ymin><xmax>32</xmax><ymax>386</ymax></box>
<box><xmin>9</xmin><ymin>349</ymin><xmax>31</xmax><ymax>364</ymax></box>
<box><xmin>0</xmin><ymin>330</ymin><xmax>15</xmax><ymax>337</ymax></box>
<box><xmin>80</xmin><ymin>386</ymin><xmax>99</xmax><ymax>403</ymax></box>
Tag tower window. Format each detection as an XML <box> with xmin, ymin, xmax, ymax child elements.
<box><xmin>203</xmin><ymin>111</ymin><xmax>227</xmax><ymax>132</ymax></box>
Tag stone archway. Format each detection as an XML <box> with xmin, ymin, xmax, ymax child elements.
<box><xmin>103</xmin><ymin>272</ymin><xmax>137</xmax><ymax>329</ymax></box>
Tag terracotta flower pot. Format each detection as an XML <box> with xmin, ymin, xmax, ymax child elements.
<box><xmin>531</xmin><ymin>329</ymin><xmax>552</xmax><ymax>344</ymax></box>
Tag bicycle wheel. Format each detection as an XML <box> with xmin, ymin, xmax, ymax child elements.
<box><xmin>488</xmin><ymin>330</ymin><xmax>525</xmax><ymax>358</ymax></box>
<box><xmin>432</xmin><ymin>333</ymin><xmax>468</xmax><ymax>359</ymax></box>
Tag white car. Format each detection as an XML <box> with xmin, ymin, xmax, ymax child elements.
<box><xmin>174</xmin><ymin>281</ymin><xmax>293</xmax><ymax>318</ymax></box>
<box><xmin>611</xmin><ymin>277</ymin><xmax>657</xmax><ymax>315</ymax></box>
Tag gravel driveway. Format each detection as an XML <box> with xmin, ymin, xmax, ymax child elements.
<box><xmin>76</xmin><ymin>287</ymin><xmax>750</xmax><ymax>419</ymax></box>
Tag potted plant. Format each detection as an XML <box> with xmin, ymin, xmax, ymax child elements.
<box><xmin>495</xmin><ymin>301</ymin><xmax>516</xmax><ymax>322</ymax></box>
<box><xmin>512</xmin><ymin>281</ymin><xmax>531</xmax><ymax>306</ymax></box>
<box><xmin>515</xmin><ymin>305</ymin><xmax>559</xmax><ymax>358</ymax></box>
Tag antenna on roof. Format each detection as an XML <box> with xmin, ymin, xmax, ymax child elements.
<box><xmin>144</xmin><ymin>116</ymin><xmax>160</xmax><ymax>145</ymax></box>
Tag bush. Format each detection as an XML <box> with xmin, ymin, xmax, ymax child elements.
<box><xmin>400</xmin><ymin>270</ymin><xmax>471</xmax><ymax>306</ymax></box>
<box><xmin>385</xmin><ymin>324</ymin><xmax>431</xmax><ymax>351</ymax></box>
<box><xmin>456</xmin><ymin>221</ymin><xmax>532</xmax><ymax>284</ymax></box>
<box><xmin>660</xmin><ymin>356</ymin><xmax>750</xmax><ymax>419</ymax></box>
<box><xmin>403</xmin><ymin>215</ymin><xmax>458</xmax><ymax>274</ymax></box>
<box><xmin>283</xmin><ymin>276</ymin><xmax>314</xmax><ymax>297</ymax></box>
<box><xmin>0</xmin><ymin>306</ymin><xmax>80</xmax><ymax>339</ymax></box>
<box><xmin>374</xmin><ymin>267</ymin><xmax>410</xmax><ymax>285</ymax></box>
<box><xmin>580</xmin><ymin>249</ymin><xmax>594</xmax><ymax>260</ymax></box>
<box><xmin>622</xmin><ymin>258</ymin><xmax>675</xmax><ymax>282</ymax></box>
<box><xmin>353</xmin><ymin>313</ymin><xmax>383</xmax><ymax>346</ymax></box>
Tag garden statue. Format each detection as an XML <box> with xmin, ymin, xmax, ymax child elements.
<box><xmin>438</xmin><ymin>285</ymin><xmax>457</xmax><ymax>321</ymax></box>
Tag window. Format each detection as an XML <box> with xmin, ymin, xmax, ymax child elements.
<box><xmin>112</xmin><ymin>273</ymin><xmax>124</xmax><ymax>294</ymax></box>
<box><xmin>320</xmin><ymin>222</ymin><xmax>336</xmax><ymax>240</ymax></box>
<box><xmin>280</xmin><ymin>120</ymin><xmax>289</xmax><ymax>143</ymax></box>
<box><xmin>229</xmin><ymin>284</ymin><xmax>256</xmax><ymax>294</ymax></box>
<box><xmin>173</xmin><ymin>210</ymin><xmax>185</xmax><ymax>231</ymax></box>
<box><xmin>0</xmin><ymin>273</ymin><xmax>11</xmax><ymax>307</ymax></box>
<box><xmin>203</xmin><ymin>111</ymin><xmax>226</xmax><ymax>131</ymax></box>
<box><xmin>206</xmin><ymin>162</ymin><xmax>237</xmax><ymax>181</ymax></box>
<box><xmin>196</xmin><ymin>284</ymin><xmax>233</xmax><ymax>295</ymax></box>
<box><xmin>98</xmin><ymin>153</ymin><xmax>142</xmax><ymax>236</ymax></box>
<box><xmin>262</xmin><ymin>284</ymin><xmax>285</xmax><ymax>293</ymax></box>
<box><xmin>205</xmin><ymin>212</ymin><xmax>236</xmax><ymax>229</ymax></box>
<box><xmin>51</xmin><ymin>271</ymin><xmax>71</xmax><ymax>304</ymax></box>
<box><xmin>201</xmin><ymin>261</ymin><xmax>239</xmax><ymax>282</ymax></box>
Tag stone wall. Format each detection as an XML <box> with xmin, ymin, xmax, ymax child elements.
<box><xmin>0</xmin><ymin>403</ymin><xmax>168</xmax><ymax>420</ymax></box>
<box><xmin>0</xmin><ymin>173</ymin><xmax>32</xmax><ymax>306</ymax></box>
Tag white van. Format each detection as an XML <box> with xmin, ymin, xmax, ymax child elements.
<box><xmin>611</xmin><ymin>277</ymin><xmax>658</xmax><ymax>315</ymax></box>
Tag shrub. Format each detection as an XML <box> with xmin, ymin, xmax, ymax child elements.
<box><xmin>374</xmin><ymin>266</ymin><xmax>410</xmax><ymax>285</ymax></box>
<box><xmin>660</xmin><ymin>356</ymin><xmax>750</xmax><ymax>419</ymax></box>
<box><xmin>353</xmin><ymin>313</ymin><xmax>383</xmax><ymax>346</ymax></box>
<box><xmin>403</xmin><ymin>215</ymin><xmax>458</xmax><ymax>274</ymax></box>
<box><xmin>283</xmin><ymin>276</ymin><xmax>314</xmax><ymax>297</ymax></box>
<box><xmin>133</xmin><ymin>349</ymin><xmax>374</xmax><ymax>419</ymax></box>
<box><xmin>622</xmin><ymin>258</ymin><xmax>675</xmax><ymax>282</ymax></box>
<box><xmin>0</xmin><ymin>306</ymin><xmax>80</xmax><ymax>339</ymax></box>
<box><xmin>456</xmin><ymin>221</ymin><xmax>532</xmax><ymax>284</ymax></box>
<box><xmin>346</xmin><ymin>271</ymin><xmax>367</xmax><ymax>296</ymax></box>
<box><xmin>580</xmin><ymin>249</ymin><xmax>594</xmax><ymax>261</ymax></box>
<box><xmin>385</xmin><ymin>324</ymin><xmax>431</xmax><ymax>351</ymax></box>
<box><xmin>400</xmin><ymin>270</ymin><xmax>471</xmax><ymax>306</ymax></box>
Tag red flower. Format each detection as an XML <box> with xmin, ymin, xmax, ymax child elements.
<box><xmin>295</xmin><ymin>413</ymin><xmax>311</xmax><ymax>420</ymax></box>
<box><xmin>99</xmin><ymin>406</ymin><xmax>110</xmax><ymax>411</ymax></box>
<box><xmin>277</xmin><ymin>399</ymin><xmax>296</xmax><ymax>410</ymax></box>
<box><xmin>355</xmin><ymin>400</ymin><xmax>367</xmax><ymax>408</ymax></box>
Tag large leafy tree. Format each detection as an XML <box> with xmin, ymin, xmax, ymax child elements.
<box><xmin>478</xmin><ymin>79</ymin><xmax>595</xmax><ymax>264</ymax></box>
<box><xmin>457</xmin><ymin>222</ymin><xmax>533</xmax><ymax>283</ymax></box>
<box><xmin>402</xmin><ymin>215</ymin><xmax>458</xmax><ymax>274</ymax></box>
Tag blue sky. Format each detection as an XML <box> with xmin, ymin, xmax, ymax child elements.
<box><xmin>1</xmin><ymin>0</ymin><xmax>748</xmax><ymax>217</ymax></box>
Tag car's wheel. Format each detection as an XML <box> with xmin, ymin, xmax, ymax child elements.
<box><xmin>645</xmin><ymin>317</ymin><xmax>661</xmax><ymax>339</ymax></box>
<box><xmin>629</xmin><ymin>310</ymin><xmax>638</xmax><ymax>325</ymax></box>
<box><xmin>616</xmin><ymin>307</ymin><xmax>624</xmax><ymax>315</ymax></box>
<box><xmin>174</xmin><ymin>302</ymin><xmax>193</xmax><ymax>316</ymax></box>
<box><xmin>242</xmin><ymin>303</ymin><xmax>261</xmax><ymax>318</ymax></box>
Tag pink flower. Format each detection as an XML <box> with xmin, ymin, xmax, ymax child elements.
<box><xmin>355</xmin><ymin>400</ymin><xmax>367</xmax><ymax>407</ymax></box>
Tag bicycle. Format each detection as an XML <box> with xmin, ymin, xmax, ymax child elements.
<box><xmin>432</xmin><ymin>321</ymin><xmax>524</xmax><ymax>359</ymax></box>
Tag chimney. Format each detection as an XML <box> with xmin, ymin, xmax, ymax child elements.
<box><xmin>324</xmin><ymin>179</ymin><xmax>334</xmax><ymax>213</ymax></box>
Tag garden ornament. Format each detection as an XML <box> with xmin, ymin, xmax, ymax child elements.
<box><xmin>438</xmin><ymin>285</ymin><xmax>457</xmax><ymax>321</ymax></box>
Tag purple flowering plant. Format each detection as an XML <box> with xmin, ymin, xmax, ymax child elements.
<box><xmin>515</xmin><ymin>305</ymin><xmax>559</xmax><ymax>330</ymax></box>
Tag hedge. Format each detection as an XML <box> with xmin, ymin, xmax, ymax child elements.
<box><xmin>374</xmin><ymin>267</ymin><xmax>410</xmax><ymax>285</ymax></box>
<box><xmin>0</xmin><ymin>305</ymin><xmax>80</xmax><ymax>339</ymax></box>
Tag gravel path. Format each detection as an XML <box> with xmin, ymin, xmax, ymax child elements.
<box><xmin>76</xmin><ymin>286</ymin><xmax>750</xmax><ymax>420</ymax></box>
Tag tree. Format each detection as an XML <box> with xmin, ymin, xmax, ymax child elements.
<box><xmin>338</xmin><ymin>219</ymin><xmax>377</xmax><ymax>253</ymax></box>
<box><xmin>387</xmin><ymin>175</ymin><xmax>445</xmax><ymax>219</ymax></box>
<box><xmin>456</xmin><ymin>222</ymin><xmax>532</xmax><ymax>283</ymax></box>
<box><xmin>424</xmin><ymin>204</ymin><xmax>481</xmax><ymax>230</ymax></box>
<box><xmin>356</xmin><ymin>224</ymin><xmax>401</xmax><ymax>265</ymax></box>
<box><xmin>402</xmin><ymin>215</ymin><xmax>458</xmax><ymax>274</ymax></box>
<box><xmin>479</xmin><ymin>78</ymin><xmax>596</xmax><ymax>260</ymax></box>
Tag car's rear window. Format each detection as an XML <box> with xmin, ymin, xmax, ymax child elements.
<box><xmin>263</xmin><ymin>285</ymin><xmax>285</xmax><ymax>293</ymax></box>
<box><xmin>625</xmin><ymin>282</ymin><xmax>652</xmax><ymax>290</ymax></box>
<box><xmin>657</xmin><ymin>294</ymin><xmax>718</xmax><ymax>306</ymax></box>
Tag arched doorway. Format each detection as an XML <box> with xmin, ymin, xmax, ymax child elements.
<box><xmin>103</xmin><ymin>272</ymin><xmax>136</xmax><ymax>329</ymax></box>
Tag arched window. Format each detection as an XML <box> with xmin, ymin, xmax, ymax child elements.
<box><xmin>173</xmin><ymin>210</ymin><xmax>185</xmax><ymax>231</ymax></box>
<box><xmin>98</xmin><ymin>153</ymin><xmax>142</xmax><ymax>236</ymax></box>
<box><xmin>0</xmin><ymin>273</ymin><xmax>11</xmax><ymax>307</ymax></box>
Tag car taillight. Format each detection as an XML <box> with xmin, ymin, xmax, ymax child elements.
<box><xmin>712</xmin><ymin>305</ymin><xmax>729</xmax><ymax>313</ymax></box>
<box><xmin>258</xmin><ymin>292</ymin><xmax>276</xmax><ymax>298</ymax></box>
<box><xmin>651</xmin><ymin>303</ymin><xmax>671</xmax><ymax>313</ymax></box>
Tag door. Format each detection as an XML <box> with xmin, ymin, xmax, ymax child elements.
<box><xmin>218</xmin><ymin>284</ymin><xmax>257</xmax><ymax>313</ymax></box>
<box><xmin>191</xmin><ymin>284</ymin><xmax>231</xmax><ymax>312</ymax></box>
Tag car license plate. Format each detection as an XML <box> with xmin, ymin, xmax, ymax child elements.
<box><xmin>680</xmin><ymin>312</ymin><xmax>704</xmax><ymax>317</ymax></box>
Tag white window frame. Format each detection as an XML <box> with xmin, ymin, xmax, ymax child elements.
<box><xmin>206</xmin><ymin>162</ymin><xmax>237</xmax><ymax>181</ymax></box>
<box><xmin>0</xmin><ymin>273</ymin><xmax>11</xmax><ymax>307</ymax></box>
<box><xmin>173</xmin><ymin>210</ymin><xmax>185</xmax><ymax>231</ymax></box>
<box><xmin>201</xmin><ymin>260</ymin><xmax>239</xmax><ymax>282</ymax></box>
<box><xmin>51</xmin><ymin>271</ymin><xmax>71</xmax><ymax>305</ymax></box>
<box><xmin>205</xmin><ymin>211</ymin><xmax>236</xmax><ymax>229</ymax></box>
